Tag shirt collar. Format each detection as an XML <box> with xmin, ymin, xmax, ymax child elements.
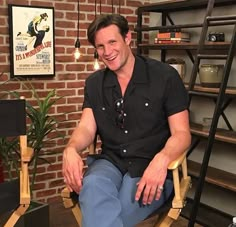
<box><xmin>103</xmin><ymin>55</ymin><xmax>149</xmax><ymax>88</ymax></box>
<box><xmin>132</xmin><ymin>55</ymin><xmax>149</xmax><ymax>84</ymax></box>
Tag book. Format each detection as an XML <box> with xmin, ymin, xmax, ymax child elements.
<box><xmin>157</xmin><ymin>32</ymin><xmax>190</xmax><ymax>39</ymax></box>
<box><xmin>155</xmin><ymin>38</ymin><xmax>190</xmax><ymax>42</ymax></box>
<box><xmin>159</xmin><ymin>28</ymin><xmax>181</xmax><ymax>33</ymax></box>
<box><xmin>156</xmin><ymin>38</ymin><xmax>190</xmax><ymax>41</ymax></box>
<box><xmin>154</xmin><ymin>38</ymin><xmax>190</xmax><ymax>44</ymax></box>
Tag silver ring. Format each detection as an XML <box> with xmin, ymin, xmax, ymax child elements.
<box><xmin>158</xmin><ymin>186</ymin><xmax>164</xmax><ymax>191</ymax></box>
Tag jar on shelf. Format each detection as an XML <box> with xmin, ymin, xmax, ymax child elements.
<box><xmin>199</xmin><ymin>64</ymin><xmax>224</xmax><ymax>88</ymax></box>
<box><xmin>166</xmin><ymin>58</ymin><xmax>186</xmax><ymax>80</ymax></box>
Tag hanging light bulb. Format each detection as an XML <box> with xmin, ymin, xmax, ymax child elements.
<box><xmin>93</xmin><ymin>50</ymin><xmax>100</xmax><ymax>70</ymax></box>
<box><xmin>73</xmin><ymin>38</ymin><xmax>81</xmax><ymax>60</ymax></box>
<box><xmin>73</xmin><ymin>0</ymin><xmax>81</xmax><ymax>60</ymax></box>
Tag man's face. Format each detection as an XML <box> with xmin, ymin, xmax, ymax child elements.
<box><xmin>94</xmin><ymin>25</ymin><xmax>131</xmax><ymax>73</ymax></box>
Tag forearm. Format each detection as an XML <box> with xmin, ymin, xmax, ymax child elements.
<box><xmin>154</xmin><ymin>130</ymin><xmax>191</xmax><ymax>168</ymax></box>
<box><xmin>64</xmin><ymin>108</ymin><xmax>97</xmax><ymax>155</ymax></box>
<box><xmin>65</xmin><ymin>124</ymin><xmax>96</xmax><ymax>154</ymax></box>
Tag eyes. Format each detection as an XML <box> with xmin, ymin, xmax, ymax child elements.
<box><xmin>96</xmin><ymin>40</ymin><xmax>117</xmax><ymax>51</ymax></box>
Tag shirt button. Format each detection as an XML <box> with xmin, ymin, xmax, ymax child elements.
<box><xmin>124</xmin><ymin>113</ymin><xmax>127</xmax><ymax>117</ymax></box>
<box><xmin>145</xmin><ymin>102</ymin><xmax>149</xmax><ymax>107</ymax></box>
<box><xmin>128</xmin><ymin>161</ymin><xmax>132</xmax><ymax>165</ymax></box>
<box><xmin>124</xmin><ymin>130</ymin><xmax>128</xmax><ymax>134</ymax></box>
<box><xmin>102</xmin><ymin>107</ymin><xmax>105</xmax><ymax>110</ymax></box>
<box><xmin>123</xmin><ymin>149</ymin><xmax>127</xmax><ymax>153</ymax></box>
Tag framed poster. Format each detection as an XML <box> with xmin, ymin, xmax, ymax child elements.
<box><xmin>8</xmin><ymin>5</ymin><xmax>55</xmax><ymax>77</ymax></box>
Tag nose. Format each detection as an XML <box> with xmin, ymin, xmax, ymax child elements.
<box><xmin>103</xmin><ymin>45</ymin><xmax>112</xmax><ymax>56</ymax></box>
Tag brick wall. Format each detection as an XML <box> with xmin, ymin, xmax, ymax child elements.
<box><xmin>0</xmin><ymin>0</ymin><xmax>149</xmax><ymax>202</ymax></box>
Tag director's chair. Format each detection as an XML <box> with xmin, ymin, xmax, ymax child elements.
<box><xmin>0</xmin><ymin>97</ymin><xmax>33</xmax><ymax>227</ymax></box>
<box><xmin>61</xmin><ymin>141</ymin><xmax>191</xmax><ymax>227</ymax></box>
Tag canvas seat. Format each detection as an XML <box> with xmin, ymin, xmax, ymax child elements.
<box><xmin>0</xmin><ymin>97</ymin><xmax>33</xmax><ymax>227</ymax></box>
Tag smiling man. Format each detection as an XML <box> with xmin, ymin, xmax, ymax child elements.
<box><xmin>62</xmin><ymin>14</ymin><xmax>191</xmax><ymax>227</ymax></box>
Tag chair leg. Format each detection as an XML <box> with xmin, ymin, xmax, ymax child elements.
<box><xmin>4</xmin><ymin>204</ymin><xmax>29</xmax><ymax>227</ymax></box>
<box><xmin>153</xmin><ymin>212</ymin><xmax>174</xmax><ymax>227</ymax></box>
<box><xmin>71</xmin><ymin>204</ymin><xmax>82</xmax><ymax>226</ymax></box>
<box><xmin>61</xmin><ymin>187</ymin><xmax>82</xmax><ymax>226</ymax></box>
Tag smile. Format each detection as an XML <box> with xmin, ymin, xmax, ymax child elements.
<box><xmin>106</xmin><ymin>56</ymin><xmax>116</xmax><ymax>61</ymax></box>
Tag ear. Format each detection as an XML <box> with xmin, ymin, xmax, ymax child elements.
<box><xmin>125</xmin><ymin>31</ymin><xmax>132</xmax><ymax>45</ymax></box>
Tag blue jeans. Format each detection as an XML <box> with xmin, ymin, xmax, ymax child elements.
<box><xmin>79</xmin><ymin>158</ymin><xmax>173</xmax><ymax>227</ymax></box>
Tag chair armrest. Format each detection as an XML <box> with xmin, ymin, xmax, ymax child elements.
<box><xmin>61</xmin><ymin>187</ymin><xmax>78</xmax><ymax>208</ymax></box>
<box><xmin>167</xmin><ymin>150</ymin><xmax>191</xmax><ymax>210</ymax></box>
<box><xmin>168</xmin><ymin>150</ymin><xmax>188</xmax><ymax>170</ymax></box>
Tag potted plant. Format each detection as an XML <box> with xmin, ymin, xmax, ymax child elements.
<box><xmin>0</xmin><ymin>80</ymin><xmax>67</xmax><ymax>227</ymax></box>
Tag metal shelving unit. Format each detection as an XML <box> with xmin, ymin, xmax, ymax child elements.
<box><xmin>135</xmin><ymin>0</ymin><xmax>236</xmax><ymax>226</ymax></box>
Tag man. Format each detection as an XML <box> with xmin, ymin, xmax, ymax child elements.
<box><xmin>63</xmin><ymin>14</ymin><xmax>191</xmax><ymax>227</ymax></box>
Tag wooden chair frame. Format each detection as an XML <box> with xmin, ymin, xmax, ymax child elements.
<box><xmin>61</xmin><ymin>142</ymin><xmax>191</xmax><ymax>227</ymax></box>
<box><xmin>0</xmin><ymin>97</ymin><xmax>33</xmax><ymax>227</ymax></box>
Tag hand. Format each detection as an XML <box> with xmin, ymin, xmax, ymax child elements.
<box><xmin>62</xmin><ymin>146</ymin><xmax>84</xmax><ymax>193</ymax></box>
<box><xmin>135</xmin><ymin>154</ymin><xmax>168</xmax><ymax>205</ymax></box>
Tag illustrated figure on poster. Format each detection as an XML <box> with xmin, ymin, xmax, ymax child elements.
<box><xmin>17</xmin><ymin>12</ymin><xmax>49</xmax><ymax>50</ymax></box>
<box><xmin>33</xmin><ymin>25</ymin><xmax>50</xmax><ymax>48</ymax></box>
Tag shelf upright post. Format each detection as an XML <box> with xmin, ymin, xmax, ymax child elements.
<box><xmin>188</xmin><ymin>0</ymin><xmax>236</xmax><ymax>226</ymax></box>
<box><xmin>137</xmin><ymin>8</ymin><xmax>143</xmax><ymax>55</ymax></box>
<box><xmin>161</xmin><ymin>12</ymin><xmax>167</xmax><ymax>62</ymax></box>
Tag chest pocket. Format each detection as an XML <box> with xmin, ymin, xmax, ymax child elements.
<box><xmin>125</xmin><ymin>93</ymin><xmax>165</xmax><ymax>132</ymax></box>
<box><xmin>93</xmin><ymin>105</ymin><xmax>116</xmax><ymax>128</ymax></box>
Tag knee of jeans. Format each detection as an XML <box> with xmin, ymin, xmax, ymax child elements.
<box><xmin>79</xmin><ymin>175</ymin><xmax>99</xmax><ymax>202</ymax></box>
<box><xmin>82</xmin><ymin>174</ymin><xmax>115</xmax><ymax>192</ymax></box>
<box><xmin>82</xmin><ymin>174</ymin><xmax>100</xmax><ymax>188</ymax></box>
<box><xmin>80</xmin><ymin>174</ymin><xmax>119</xmax><ymax>200</ymax></box>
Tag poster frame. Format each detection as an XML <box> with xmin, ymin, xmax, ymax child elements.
<box><xmin>8</xmin><ymin>4</ymin><xmax>55</xmax><ymax>78</ymax></box>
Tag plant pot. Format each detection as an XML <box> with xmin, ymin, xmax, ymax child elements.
<box><xmin>15</xmin><ymin>201</ymin><xmax>49</xmax><ymax>227</ymax></box>
<box><xmin>199</xmin><ymin>64</ymin><xmax>224</xmax><ymax>88</ymax></box>
<box><xmin>0</xmin><ymin>179</ymin><xmax>49</xmax><ymax>227</ymax></box>
<box><xmin>0</xmin><ymin>179</ymin><xmax>20</xmax><ymax>215</ymax></box>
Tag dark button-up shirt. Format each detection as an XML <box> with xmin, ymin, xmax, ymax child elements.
<box><xmin>83</xmin><ymin>55</ymin><xmax>188</xmax><ymax>177</ymax></box>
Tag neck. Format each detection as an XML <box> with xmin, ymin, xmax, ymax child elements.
<box><xmin>116</xmin><ymin>53</ymin><xmax>135</xmax><ymax>96</ymax></box>
<box><xmin>116</xmin><ymin>52</ymin><xmax>135</xmax><ymax>80</ymax></box>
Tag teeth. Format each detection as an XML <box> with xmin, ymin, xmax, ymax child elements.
<box><xmin>107</xmin><ymin>56</ymin><xmax>115</xmax><ymax>61</ymax></box>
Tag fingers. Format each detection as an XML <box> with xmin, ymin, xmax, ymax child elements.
<box><xmin>135</xmin><ymin>180</ymin><xmax>145</xmax><ymax>202</ymax></box>
<box><xmin>142</xmin><ymin>185</ymin><xmax>152</xmax><ymax>205</ymax></box>
<box><xmin>135</xmin><ymin>180</ymin><xmax>165</xmax><ymax>205</ymax></box>
<box><xmin>64</xmin><ymin>170</ymin><xmax>82</xmax><ymax>193</ymax></box>
<box><xmin>64</xmin><ymin>181</ymin><xmax>73</xmax><ymax>192</ymax></box>
<box><xmin>140</xmin><ymin>185</ymin><xmax>164</xmax><ymax>205</ymax></box>
<box><xmin>155</xmin><ymin>185</ymin><xmax>164</xmax><ymax>201</ymax></box>
<box><xmin>62</xmin><ymin>150</ymin><xmax>84</xmax><ymax>193</ymax></box>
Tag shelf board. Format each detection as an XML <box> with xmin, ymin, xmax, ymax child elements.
<box><xmin>187</xmin><ymin>160</ymin><xmax>236</xmax><ymax>192</ymax></box>
<box><xmin>190</xmin><ymin>122</ymin><xmax>236</xmax><ymax>144</ymax></box>
<box><xmin>135</xmin><ymin>23</ymin><xmax>203</xmax><ymax>32</ymax></box>
<box><xmin>137</xmin><ymin>42</ymin><xmax>232</xmax><ymax>50</ymax></box>
<box><xmin>182</xmin><ymin>197</ymin><xmax>233</xmax><ymax>227</ymax></box>
<box><xmin>186</xmin><ymin>84</ymin><xmax>236</xmax><ymax>95</ymax></box>
<box><xmin>137</xmin><ymin>0</ymin><xmax>236</xmax><ymax>13</ymax></box>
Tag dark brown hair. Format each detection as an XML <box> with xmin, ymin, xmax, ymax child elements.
<box><xmin>87</xmin><ymin>14</ymin><xmax>129</xmax><ymax>47</ymax></box>
<box><xmin>40</xmin><ymin>13</ymin><xmax>48</xmax><ymax>19</ymax></box>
